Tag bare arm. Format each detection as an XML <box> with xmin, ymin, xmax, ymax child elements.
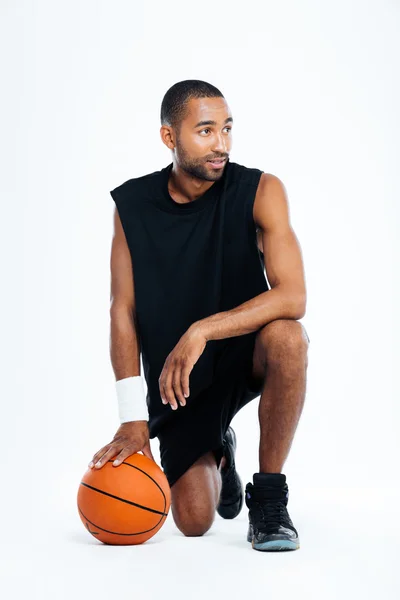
<box><xmin>109</xmin><ymin>206</ymin><xmax>141</xmax><ymax>379</ymax></box>
<box><xmin>197</xmin><ymin>173</ymin><xmax>307</xmax><ymax>341</ymax></box>
<box><xmin>88</xmin><ymin>207</ymin><xmax>153</xmax><ymax>471</ymax></box>
<box><xmin>158</xmin><ymin>173</ymin><xmax>308</xmax><ymax>410</ymax></box>
<box><xmin>254</xmin><ymin>173</ymin><xmax>307</xmax><ymax>300</ymax></box>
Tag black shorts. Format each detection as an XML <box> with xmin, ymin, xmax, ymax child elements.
<box><xmin>156</xmin><ymin>332</ymin><xmax>263</xmax><ymax>488</ymax></box>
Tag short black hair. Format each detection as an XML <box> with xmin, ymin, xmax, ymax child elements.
<box><xmin>160</xmin><ymin>80</ymin><xmax>224</xmax><ymax>131</ymax></box>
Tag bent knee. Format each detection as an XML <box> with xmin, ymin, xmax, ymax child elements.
<box><xmin>172</xmin><ymin>492</ymin><xmax>216</xmax><ymax>537</ymax></box>
<box><xmin>171</xmin><ymin>487</ymin><xmax>216</xmax><ymax>537</ymax></box>
<box><xmin>258</xmin><ymin>319</ymin><xmax>309</xmax><ymax>357</ymax></box>
<box><xmin>170</xmin><ymin>451</ymin><xmax>220</xmax><ymax>537</ymax></box>
<box><xmin>174</xmin><ymin>516</ymin><xmax>213</xmax><ymax>537</ymax></box>
<box><xmin>176</xmin><ymin>522</ymin><xmax>212</xmax><ymax>537</ymax></box>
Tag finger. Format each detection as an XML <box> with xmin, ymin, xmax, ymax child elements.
<box><xmin>93</xmin><ymin>446</ymin><xmax>120</xmax><ymax>469</ymax></box>
<box><xmin>160</xmin><ymin>381</ymin><xmax>167</xmax><ymax>406</ymax></box>
<box><xmin>173</xmin><ymin>363</ymin><xmax>186</xmax><ymax>407</ymax></box>
<box><xmin>164</xmin><ymin>365</ymin><xmax>178</xmax><ymax>410</ymax></box>
<box><xmin>159</xmin><ymin>366</ymin><xmax>169</xmax><ymax>405</ymax></box>
<box><xmin>89</xmin><ymin>444</ymin><xmax>112</xmax><ymax>468</ymax></box>
<box><xmin>112</xmin><ymin>444</ymin><xmax>140</xmax><ymax>466</ymax></box>
<box><xmin>142</xmin><ymin>442</ymin><xmax>154</xmax><ymax>462</ymax></box>
<box><xmin>181</xmin><ymin>363</ymin><xmax>192</xmax><ymax>401</ymax></box>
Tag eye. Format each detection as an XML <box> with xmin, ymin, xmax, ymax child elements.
<box><xmin>199</xmin><ymin>126</ymin><xmax>232</xmax><ymax>135</ymax></box>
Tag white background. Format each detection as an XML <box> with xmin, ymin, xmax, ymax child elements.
<box><xmin>1</xmin><ymin>0</ymin><xmax>399</xmax><ymax>598</ymax></box>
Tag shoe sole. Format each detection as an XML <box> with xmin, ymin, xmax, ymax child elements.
<box><xmin>247</xmin><ymin>527</ymin><xmax>300</xmax><ymax>551</ymax></box>
<box><xmin>251</xmin><ymin>538</ymin><xmax>300</xmax><ymax>551</ymax></box>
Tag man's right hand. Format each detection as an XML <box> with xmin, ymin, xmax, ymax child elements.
<box><xmin>88</xmin><ymin>421</ymin><xmax>154</xmax><ymax>469</ymax></box>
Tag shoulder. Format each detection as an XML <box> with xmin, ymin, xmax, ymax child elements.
<box><xmin>228</xmin><ymin>161</ymin><xmax>284</xmax><ymax>190</ymax></box>
<box><xmin>256</xmin><ymin>172</ymin><xmax>287</xmax><ymax>195</ymax></box>
<box><xmin>110</xmin><ymin>167</ymin><xmax>164</xmax><ymax>203</ymax></box>
<box><xmin>227</xmin><ymin>160</ymin><xmax>264</xmax><ymax>186</ymax></box>
<box><xmin>253</xmin><ymin>172</ymin><xmax>290</xmax><ymax>230</ymax></box>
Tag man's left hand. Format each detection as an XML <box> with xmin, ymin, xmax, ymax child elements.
<box><xmin>158</xmin><ymin>324</ymin><xmax>207</xmax><ymax>410</ymax></box>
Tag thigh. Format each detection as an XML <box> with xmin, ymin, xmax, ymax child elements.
<box><xmin>157</xmin><ymin>336</ymin><xmax>264</xmax><ymax>488</ymax></box>
<box><xmin>249</xmin><ymin>330</ymin><xmax>268</xmax><ymax>387</ymax></box>
<box><xmin>171</xmin><ymin>451</ymin><xmax>219</xmax><ymax>500</ymax></box>
<box><xmin>157</xmin><ymin>380</ymin><xmax>232</xmax><ymax>488</ymax></box>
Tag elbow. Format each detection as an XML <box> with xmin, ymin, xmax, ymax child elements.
<box><xmin>292</xmin><ymin>295</ymin><xmax>306</xmax><ymax>319</ymax></box>
<box><xmin>110</xmin><ymin>302</ymin><xmax>135</xmax><ymax>321</ymax></box>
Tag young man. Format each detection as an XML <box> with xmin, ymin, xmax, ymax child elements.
<box><xmin>89</xmin><ymin>80</ymin><xmax>310</xmax><ymax>552</ymax></box>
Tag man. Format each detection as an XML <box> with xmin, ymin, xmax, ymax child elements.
<box><xmin>89</xmin><ymin>80</ymin><xmax>310</xmax><ymax>552</ymax></box>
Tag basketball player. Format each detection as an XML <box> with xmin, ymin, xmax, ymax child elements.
<box><xmin>89</xmin><ymin>80</ymin><xmax>310</xmax><ymax>552</ymax></box>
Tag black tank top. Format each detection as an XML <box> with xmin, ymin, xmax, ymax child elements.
<box><xmin>110</xmin><ymin>159</ymin><xmax>270</xmax><ymax>437</ymax></box>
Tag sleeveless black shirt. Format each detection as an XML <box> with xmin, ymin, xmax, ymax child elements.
<box><xmin>110</xmin><ymin>159</ymin><xmax>270</xmax><ymax>437</ymax></box>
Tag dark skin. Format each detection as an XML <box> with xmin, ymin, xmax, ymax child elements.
<box><xmin>89</xmin><ymin>97</ymin><xmax>234</xmax><ymax>469</ymax></box>
<box><xmin>88</xmin><ymin>208</ymin><xmax>153</xmax><ymax>469</ymax></box>
<box><xmin>156</xmin><ymin>97</ymin><xmax>310</xmax><ymax>537</ymax></box>
<box><xmin>157</xmin><ymin>96</ymin><xmax>232</xmax><ymax>408</ymax></box>
<box><xmin>89</xmin><ymin>96</ymin><xmax>309</xmax><ymax>526</ymax></box>
<box><xmin>157</xmin><ymin>97</ymin><xmax>306</xmax><ymax>411</ymax></box>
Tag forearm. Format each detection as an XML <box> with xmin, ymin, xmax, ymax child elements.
<box><xmin>109</xmin><ymin>307</ymin><xmax>141</xmax><ymax>380</ymax></box>
<box><xmin>197</xmin><ymin>286</ymin><xmax>306</xmax><ymax>342</ymax></box>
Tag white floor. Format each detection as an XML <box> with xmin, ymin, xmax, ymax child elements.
<box><xmin>1</xmin><ymin>485</ymin><xmax>399</xmax><ymax>600</ymax></box>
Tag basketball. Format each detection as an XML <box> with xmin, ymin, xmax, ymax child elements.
<box><xmin>77</xmin><ymin>452</ymin><xmax>171</xmax><ymax>545</ymax></box>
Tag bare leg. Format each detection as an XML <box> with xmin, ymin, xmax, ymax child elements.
<box><xmin>171</xmin><ymin>451</ymin><xmax>223</xmax><ymax>536</ymax></box>
<box><xmin>170</xmin><ymin>319</ymin><xmax>309</xmax><ymax>535</ymax></box>
<box><xmin>249</xmin><ymin>319</ymin><xmax>310</xmax><ymax>473</ymax></box>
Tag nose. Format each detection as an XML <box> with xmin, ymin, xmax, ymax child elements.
<box><xmin>211</xmin><ymin>132</ymin><xmax>227</xmax><ymax>155</ymax></box>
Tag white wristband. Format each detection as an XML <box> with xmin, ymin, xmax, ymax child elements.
<box><xmin>116</xmin><ymin>376</ymin><xmax>149</xmax><ymax>424</ymax></box>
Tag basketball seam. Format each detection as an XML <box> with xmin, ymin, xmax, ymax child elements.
<box><xmin>113</xmin><ymin>459</ymin><xmax>168</xmax><ymax>513</ymax></box>
<box><xmin>79</xmin><ymin>482</ymin><xmax>168</xmax><ymax>516</ymax></box>
<box><xmin>77</xmin><ymin>505</ymin><xmax>166</xmax><ymax>536</ymax></box>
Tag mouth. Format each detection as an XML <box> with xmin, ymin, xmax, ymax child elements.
<box><xmin>207</xmin><ymin>158</ymin><xmax>227</xmax><ymax>169</ymax></box>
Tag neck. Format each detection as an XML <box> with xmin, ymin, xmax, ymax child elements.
<box><xmin>169</xmin><ymin>163</ymin><xmax>216</xmax><ymax>203</ymax></box>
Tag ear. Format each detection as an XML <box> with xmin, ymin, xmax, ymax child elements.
<box><xmin>160</xmin><ymin>125</ymin><xmax>175</xmax><ymax>150</ymax></box>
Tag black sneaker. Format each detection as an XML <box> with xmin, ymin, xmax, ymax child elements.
<box><xmin>216</xmin><ymin>426</ymin><xmax>244</xmax><ymax>519</ymax></box>
<box><xmin>245</xmin><ymin>473</ymin><xmax>300</xmax><ymax>551</ymax></box>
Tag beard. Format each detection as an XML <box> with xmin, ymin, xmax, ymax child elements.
<box><xmin>175</xmin><ymin>138</ymin><xmax>227</xmax><ymax>182</ymax></box>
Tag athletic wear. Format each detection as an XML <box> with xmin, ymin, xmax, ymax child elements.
<box><xmin>217</xmin><ymin>426</ymin><xmax>244</xmax><ymax>519</ymax></box>
<box><xmin>156</xmin><ymin>341</ymin><xmax>263</xmax><ymax>487</ymax></box>
<box><xmin>245</xmin><ymin>473</ymin><xmax>300</xmax><ymax>551</ymax></box>
<box><xmin>110</xmin><ymin>158</ymin><xmax>270</xmax><ymax>486</ymax></box>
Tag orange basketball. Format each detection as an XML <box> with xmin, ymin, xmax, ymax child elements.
<box><xmin>77</xmin><ymin>453</ymin><xmax>171</xmax><ymax>545</ymax></box>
